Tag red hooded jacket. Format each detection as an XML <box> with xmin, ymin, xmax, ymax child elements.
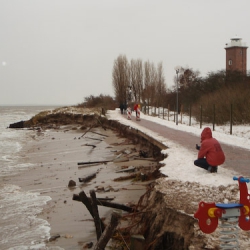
<box><xmin>198</xmin><ymin>127</ymin><xmax>225</xmax><ymax>166</ymax></box>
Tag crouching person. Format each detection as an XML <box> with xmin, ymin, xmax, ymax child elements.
<box><xmin>194</xmin><ymin>127</ymin><xmax>225</xmax><ymax>173</ymax></box>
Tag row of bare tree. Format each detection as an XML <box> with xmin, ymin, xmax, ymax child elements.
<box><xmin>112</xmin><ymin>54</ymin><xmax>250</xmax><ymax>124</ymax></box>
<box><xmin>112</xmin><ymin>54</ymin><xmax>167</xmax><ymax>107</ymax></box>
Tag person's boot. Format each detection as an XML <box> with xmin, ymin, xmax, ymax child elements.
<box><xmin>208</xmin><ymin>166</ymin><xmax>218</xmax><ymax>173</ymax></box>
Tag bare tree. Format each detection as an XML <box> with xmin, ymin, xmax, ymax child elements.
<box><xmin>112</xmin><ymin>55</ymin><xmax>130</xmax><ymax>105</ymax></box>
<box><xmin>112</xmin><ymin>55</ymin><xmax>167</xmax><ymax>112</ymax></box>
<box><xmin>130</xmin><ymin>59</ymin><xmax>143</xmax><ymax>103</ymax></box>
<box><xmin>143</xmin><ymin>61</ymin><xmax>157</xmax><ymax>108</ymax></box>
<box><xmin>155</xmin><ymin>62</ymin><xmax>167</xmax><ymax>107</ymax></box>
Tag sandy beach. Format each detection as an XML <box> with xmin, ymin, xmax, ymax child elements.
<box><xmin>8</xmin><ymin>124</ymin><xmax>156</xmax><ymax>250</ymax></box>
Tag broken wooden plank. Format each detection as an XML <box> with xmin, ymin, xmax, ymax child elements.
<box><xmin>114</xmin><ymin>174</ymin><xmax>137</xmax><ymax>181</ymax></box>
<box><xmin>90</xmin><ymin>131</ymin><xmax>108</xmax><ymax>137</ymax></box>
<box><xmin>115</xmin><ymin>166</ymin><xmax>136</xmax><ymax>173</ymax></box>
<box><xmin>78</xmin><ymin>163</ymin><xmax>101</xmax><ymax>169</ymax></box>
<box><xmin>73</xmin><ymin>194</ymin><xmax>135</xmax><ymax>212</ymax></box>
<box><xmin>98</xmin><ymin>197</ymin><xmax>115</xmax><ymax>201</ymax></box>
<box><xmin>113</xmin><ymin>157</ymin><xmax>129</xmax><ymax>163</ymax></box>
<box><xmin>73</xmin><ymin>191</ymin><xmax>105</xmax><ymax>231</ymax></box>
<box><xmin>93</xmin><ymin>212</ymin><xmax>121</xmax><ymax>250</ymax></box>
<box><xmin>79</xmin><ymin>172</ymin><xmax>96</xmax><ymax>183</ymax></box>
<box><xmin>90</xmin><ymin>190</ymin><xmax>102</xmax><ymax>240</ymax></box>
<box><xmin>78</xmin><ymin>160</ymin><xmax>110</xmax><ymax>165</ymax></box>
<box><xmin>133</xmin><ymin>157</ymin><xmax>156</xmax><ymax>161</ymax></box>
<box><xmin>83</xmin><ymin>143</ymin><xmax>96</xmax><ymax>148</ymax></box>
<box><xmin>84</xmin><ymin>136</ymin><xmax>103</xmax><ymax>141</ymax></box>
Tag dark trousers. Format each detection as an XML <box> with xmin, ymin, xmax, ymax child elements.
<box><xmin>194</xmin><ymin>158</ymin><xmax>211</xmax><ymax>170</ymax></box>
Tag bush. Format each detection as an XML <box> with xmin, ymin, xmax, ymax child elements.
<box><xmin>77</xmin><ymin>94</ymin><xmax>116</xmax><ymax>110</ymax></box>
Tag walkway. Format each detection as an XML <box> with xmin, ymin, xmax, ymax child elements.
<box><xmin>129</xmin><ymin>116</ymin><xmax>250</xmax><ymax>177</ymax></box>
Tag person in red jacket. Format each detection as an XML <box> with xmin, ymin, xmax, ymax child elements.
<box><xmin>134</xmin><ymin>103</ymin><xmax>138</xmax><ymax>116</ymax></box>
<box><xmin>194</xmin><ymin>127</ymin><xmax>225</xmax><ymax>173</ymax></box>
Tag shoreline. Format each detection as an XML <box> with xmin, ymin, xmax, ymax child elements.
<box><xmin>9</xmin><ymin>124</ymin><xmax>156</xmax><ymax>249</ymax></box>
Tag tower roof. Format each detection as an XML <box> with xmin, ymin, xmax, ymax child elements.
<box><xmin>231</xmin><ymin>36</ymin><xmax>242</xmax><ymax>41</ymax></box>
<box><xmin>225</xmin><ymin>36</ymin><xmax>248</xmax><ymax>49</ymax></box>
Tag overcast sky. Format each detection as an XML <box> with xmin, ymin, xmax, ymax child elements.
<box><xmin>1</xmin><ymin>0</ymin><xmax>250</xmax><ymax>106</ymax></box>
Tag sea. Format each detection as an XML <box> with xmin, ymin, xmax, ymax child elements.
<box><xmin>0</xmin><ymin>106</ymin><xmax>62</xmax><ymax>250</ymax></box>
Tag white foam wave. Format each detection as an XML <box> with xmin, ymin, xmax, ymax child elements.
<box><xmin>0</xmin><ymin>184</ymin><xmax>51</xmax><ymax>249</ymax></box>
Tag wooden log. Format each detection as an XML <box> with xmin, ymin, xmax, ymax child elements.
<box><xmin>133</xmin><ymin>157</ymin><xmax>156</xmax><ymax>161</ymax></box>
<box><xmin>78</xmin><ymin>160</ymin><xmax>110</xmax><ymax>165</ymax></box>
<box><xmin>90</xmin><ymin>131</ymin><xmax>108</xmax><ymax>137</ymax></box>
<box><xmin>93</xmin><ymin>212</ymin><xmax>121</xmax><ymax>250</ymax></box>
<box><xmin>84</xmin><ymin>136</ymin><xmax>103</xmax><ymax>141</ymax></box>
<box><xmin>78</xmin><ymin>163</ymin><xmax>100</xmax><ymax>169</ymax></box>
<box><xmin>80</xmin><ymin>126</ymin><xmax>93</xmax><ymax>138</ymax></box>
<box><xmin>90</xmin><ymin>190</ymin><xmax>102</xmax><ymax>240</ymax></box>
<box><xmin>79</xmin><ymin>172</ymin><xmax>96</xmax><ymax>183</ymax></box>
<box><xmin>97</xmin><ymin>197</ymin><xmax>115</xmax><ymax>201</ymax></box>
<box><xmin>113</xmin><ymin>174</ymin><xmax>137</xmax><ymax>181</ymax></box>
<box><xmin>84</xmin><ymin>143</ymin><xmax>96</xmax><ymax>148</ymax></box>
<box><xmin>73</xmin><ymin>194</ymin><xmax>135</xmax><ymax>213</ymax></box>
<box><xmin>74</xmin><ymin>191</ymin><xmax>105</xmax><ymax>231</ymax></box>
<box><xmin>113</xmin><ymin>157</ymin><xmax>129</xmax><ymax>163</ymax></box>
<box><xmin>115</xmin><ymin>166</ymin><xmax>136</xmax><ymax>173</ymax></box>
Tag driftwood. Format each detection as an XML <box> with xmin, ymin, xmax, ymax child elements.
<box><xmin>84</xmin><ymin>136</ymin><xmax>103</xmax><ymax>141</ymax></box>
<box><xmin>90</xmin><ymin>131</ymin><xmax>108</xmax><ymax>137</ymax></box>
<box><xmin>49</xmin><ymin>234</ymin><xmax>60</xmax><ymax>242</ymax></box>
<box><xmin>79</xmin><ymin>172</ymin><xmax>96</xmax><ymax>183</ymax></box>
<box><xmin>78</xmin><ymin>160</ymin><xmax>110</xmax><ymax>166</ymax></box>
<box><xmin>84</xmin><ymin>143</ymin><xmax>96</xmax><ymax>148</ymax></box>
<box><xmin>75</xmin><ymin>191</ymin><xmax>105</xmax><ymax>231</ymax></box>
<box><xmin>95</xmin><ymin>117</ymin><xmax>106</xmax><ymax>130</ymax></box>
<box><xmin>113</xmin><ymin>157</ymin><xmax>129</xmax><ymax>163</ymax></box>
<box><xmin>78</xmin><ymin>163</ymin><xmax>100</xmax><ymax>169</ymax></box>
<box><xmin>133</xmin><ymin>157</ymin><xmax>156</xmax><ymax>161</ymax></box>
<box><xmin>90</xmin><ymin>190</ymin><xmax>102</xmax><ymax>240</ymax></box>
<box><xmin>80</xmin><ymin>126</ymin><xmax>93</xmax><ymax>138</ymax></box>
<box><xmin>114</xmin><ymin>174</ymin><xmax>137</xmax><ymax>181</ymax></box>
<box><xmin>93</xmin><ymin>212</ymin><xmax>120</xmax><ymax>250</ymax></box>
<box><xmin>73</xmin><ymin>194</ymin><xmax>135</xmax><ymax>213</ymax></box>
<box><xmin>115</xmin><ymin>166</ymin><xmax>136</xmax><ymax>173</ymax></box>
<box><xmin>97</xmin><ymin>197</ymin><xmax>115</xmax><ymax>201</ymax></box>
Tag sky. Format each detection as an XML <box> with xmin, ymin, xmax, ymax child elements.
<box><xmin>1</xmin><ymin>1</ymin><xmax>250</xmax><ymax>106</ymax></box>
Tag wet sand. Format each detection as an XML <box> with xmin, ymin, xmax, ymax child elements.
<box><xmin>11</xmin><ymin>126</ymin><xmax>153</xmax><ymax>249</ymax></box>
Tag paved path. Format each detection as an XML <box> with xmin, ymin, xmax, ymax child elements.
<box><xmin>129</xmin><ymin>116</ymin><xmax>250</xmax><ymax>177</ymax></box>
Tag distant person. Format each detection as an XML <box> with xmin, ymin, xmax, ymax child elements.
<box><xmin>119</xmin><ymin>103</ymin><xmax>124</xmax><ymax>114</ymax></box>
<box><xmin>194</xmin><ymin>127</ymin><xmax>225</xmax><ymax>173</ymax></box>
<box><xmin>134</xmin><ymin>103</ymin><xmax>138</xmax><ymax>116</ymax></box>
<box><xmin>124</xmin><ymin>103</ymin><xmax>127</xmax><ymax>113</ymax></box>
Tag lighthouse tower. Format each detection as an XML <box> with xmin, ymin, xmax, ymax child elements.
<box><xmin>225</xmin><ymin>36</ymin><xmax>248</xmax><ymax>75</ymax></box>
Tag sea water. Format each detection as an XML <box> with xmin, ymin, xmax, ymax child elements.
<box><xmin>0</xmin><ymin>106</ymin><xmax>63</xmax><ymax>250</ymax></box>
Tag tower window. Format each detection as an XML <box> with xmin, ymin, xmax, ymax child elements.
<box><xmin>228</xmin><ymin>60</ymin><xmax>232</xmax><ymax>65</ymax></box>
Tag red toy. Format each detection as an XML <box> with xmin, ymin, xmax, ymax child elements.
<box><xmin>194</xmin><ymin>176</ymin><xmax>250</xmax><ymax>234</ymax></box>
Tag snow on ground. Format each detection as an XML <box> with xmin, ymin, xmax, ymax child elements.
<box><xmin>107</xmin><ymin>108</ymin><xmax>250</xmax><ymax>188</ymax></box>
<box><xmin>107</xmin><ymin>108</ymin><xmax>250</xmax><ymax>248</ymax></box>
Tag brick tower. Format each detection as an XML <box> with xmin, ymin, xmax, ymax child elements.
<box><xmin>225</xmin><ymin>36</ymin><xmax>248</xmax><ymax>75</ymax></box>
